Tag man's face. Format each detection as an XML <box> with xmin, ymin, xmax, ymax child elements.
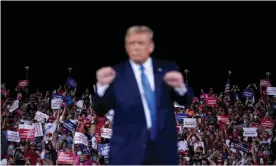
<box><xmin>125</xmin><ymin>32</ymin><xmax>154</xmax><ymax>64</ymax></box>
<box><xmin>90</xmin><ymin>127</ymin><xmax>96</xmax><ymax>135</ymax></box>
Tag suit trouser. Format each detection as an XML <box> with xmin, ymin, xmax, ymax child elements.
<box><xmin>143</xmin><ymin>131</ymin><xmax>159</xmax><ymax>165</ymax></box>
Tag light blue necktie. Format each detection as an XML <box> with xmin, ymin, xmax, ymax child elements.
<box><xmin>140</xmin><ymin>65</ymin><xmax>157</xmax><ymax>140</ymax></box>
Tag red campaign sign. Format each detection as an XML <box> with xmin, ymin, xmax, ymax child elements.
<box><xmin>251</xmin><ymin>122</ymin><xmax>262</xmax><ymax>129</ymax></box>
<box><xmin>261</xmin><ymin>118</ymin><xmax>275</xmax><ymax>128</ymax></box>
<box><xmin>260</xmin><ymin>79</ymin><xmax>271</xmax><ymax>87</ymax></box>
<box><xmin>57</xmin><ymin>152</ymin><xmax>75</xmax><ymax>165</ymax></box>
<box><xmin>217</xmin><ymin>116</ymin><xmax>230</xmax><ymax>124</ymax></box>
<box><xmin>17</xmin><ymin>80</ymin><xmax>29</xmax><ymax>88</ymax></box>
<box><xmin>206</xmin><ymin>97</ymin><xmax>217</xmax><ymax>107</ymax></box>
<box><xmin>200</xmin><ymin>93</ymin><xmax>208</xmax><ymax>100</ymax></box>
<box><xmin>18</xmin><ymin>128</ymin><xmax>35</xmax><ymax>141</ymax></box>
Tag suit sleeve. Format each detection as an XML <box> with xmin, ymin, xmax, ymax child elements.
<box><xmin>93</xmin><ymin>83</ymin><xmax>116</xmax><ymax>116</ymax></box>
<box><xmin>169</xmin><ymin>63</ymin><xmax>192</xmax><ymax>106</ymax></box>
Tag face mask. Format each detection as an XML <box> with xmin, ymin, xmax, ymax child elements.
<box><xmin>8</xmin><ymin>145</ymin><xmax>14</xmax><ymax>155</ymax></box>
<box><xmin>93</xmin><ymin>156</ymin><xmax>98</xmax><ymax>161</ymax></box>
<box><xmin>45</xmin><ymin>153</ymin><xmax>50</xmax><ymax>159</ymax></box>
<box><xmin>77</xmin><ymin>151</ymin><xmax>82</xmax><ymax>156</ymax></box>
<box><xmin>192</xmin><ymin>137</ymin><xmax>196</xmax><ymax>142</ymax></box>
<box><xmin>8</xmin><ymin>145</ymin><xmax>14</xmax><ymax>150</ymax></box>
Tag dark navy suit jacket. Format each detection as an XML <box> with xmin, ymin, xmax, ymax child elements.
<box><xmin>94</xmin><ymin>58</ymin><xmax>192</xmax><ymax>165</ymax></box>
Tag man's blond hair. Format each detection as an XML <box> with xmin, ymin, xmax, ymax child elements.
<box><xmin>125</xmin><ymin>25</ymin><xmax>154</xmax><ymax>40</ymax></box>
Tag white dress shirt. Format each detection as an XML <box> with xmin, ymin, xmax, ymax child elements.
<box><xmin>96</xmin><ymin>57</ymin><xmax>188</xmax><ymax>129</ymax></box>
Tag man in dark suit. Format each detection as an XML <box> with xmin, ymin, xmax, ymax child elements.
<box><xmin>94</xmin><ymin>25</ymin><xmax>192</xmax><ymax>165</ymax></box>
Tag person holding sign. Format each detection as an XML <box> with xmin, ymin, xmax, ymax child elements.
<box><xmin>94</xmin><ymin>25</ymin><xmax>192</xmax><ymax>165</ymax></box>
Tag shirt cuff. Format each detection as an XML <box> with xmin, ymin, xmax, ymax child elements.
<box><xmin>96</xmin><ymin>82</ymin><xmax>110</xmax><ymax>97</ymax></box>
<box><xmin>174</xmin><ymin>83</ymin><xmax>188</xmax><ymax>96</ymax></box>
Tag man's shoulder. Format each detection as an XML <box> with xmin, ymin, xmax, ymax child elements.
<box><xmin>154</xmin><ymin>59</ymin><xmax>180</xmax><ymax>71</ymax></box>
<box><xmin>155</xmin><ymin>59</ymin><xmax>178</xmax><ymax>67</ymax></box>
<box><xmin>112</xmin><ymin>60</ymin><xmax>129</xmax><ymax>72</ymax></box>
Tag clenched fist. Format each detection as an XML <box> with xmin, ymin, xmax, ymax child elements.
<box><xmin>163</xmin><ymin>71</ymin><xmax>184</xmax><ymax>88</ymax></box>
<box><xmin>96</xmin><ymin>67</ymin><xmax>116</xmax><ymax>85</ymax></box>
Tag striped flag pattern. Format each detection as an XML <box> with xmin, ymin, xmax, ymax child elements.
<box><xmin>224</xmin><ymin>78</ymin><xmax>231</xmax><ymax>96</ymax></box>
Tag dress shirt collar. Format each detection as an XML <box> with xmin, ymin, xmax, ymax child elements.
<box><xmin>129</xmin><ymin>57</ymin><xmax>153</xmax><ymax>73</ymax></box>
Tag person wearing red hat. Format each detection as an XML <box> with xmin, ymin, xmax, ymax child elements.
<box><xmin>48</xmin><ymin>116</ymin><xmax>55</xmax><ymax>123</ymax></box>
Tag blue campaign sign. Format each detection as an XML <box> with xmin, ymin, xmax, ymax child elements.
<box><xmin>98</xmin><ymin>144</ymin><xmax>110</xmax><ymax>156</ymax></box>
<box><xmin>175</xmin><ymin>113</ymin><xmax>188</xmax><ymax>122</ymax></box>
<box><xmin>66</xmin><ymin>77</ymin><xmax>77</xmax><ymax>88</ymax></box>
<box><xmin>52</xmin><ymin>94</ymin><xmax>63</xmax><ymax>99</ymax></box>
<box><xmin>62</xmin><ymin>120</ymin><xmax>77</xmax><ymax>132</ymax></box>
<box><xmin>242</xmin><ymin>89</ymin><xmax>253</xmax><ymax>98</ymax></box>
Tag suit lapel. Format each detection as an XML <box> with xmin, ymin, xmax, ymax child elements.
<box><xmin>124</xmin><ymin>61</ymin><xmax>143</xmax><ymax>105</ymax></box>
<box><xmin>152</xmin><ymin>59</ymin><xmax>163</xmax><ymax>112</ymax></box>
<box><xmin>124</xmin><ymin>59</ymin><xmax>163</xmax><ymax>112</ymax></box>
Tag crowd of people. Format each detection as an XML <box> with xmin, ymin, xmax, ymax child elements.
<box><xmin>1</xmin><ymin>76</ymin><xmax>276</xmax><ymax>165</ymax></box>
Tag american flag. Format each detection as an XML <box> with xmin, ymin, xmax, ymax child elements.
<box><xmin>224</xmin><ymin>78</ymin><xmax>231</xmax><ymax>95</ymax></box>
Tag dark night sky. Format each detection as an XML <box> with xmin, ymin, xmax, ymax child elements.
<box><xmin>2</xmin><ymin>2</ymin><xmax>276</xmax><ymax>95</ymax></box>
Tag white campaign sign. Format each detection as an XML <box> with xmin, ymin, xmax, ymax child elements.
<box><xmin>51</xmin><ymin>98</ymin><xmax>63</xmax><ymax>109</ymax></box>
<box><xmin>34</xmin><ymin>111</ymin><xmax>49</xmax><ymax>122</ymax></box>
<box><xmin>74</xmin><ymin>132</ymin><xmax>88</xmax><ymax>146</ymax></box>
<box><xmin>183</xmin><ymin>118</ymin><xmax>197</xmax><ymax>128</ymax></box>
<box><xmin>9</xmin><ymin>100</ymin><xmax>19</xmax><ymax>112</ymax></box>
<box><xmin>267</xmin><ymin>87</ymin><xmax>276</xmax><ymax>96</ymax></box>
<box><xmin>7</xmin><ymin>130</ymin><xmax>20</xmax><ymax>142</ymax></box>
<box><xmin>101</xmin><ymin>128</ymin><xmax>113</xmax><ymax>139</ymax></box>
<box><xmin>243</xmin><ymin>128</ymin><xmax>257</xmax><ymax>137</ymax></box>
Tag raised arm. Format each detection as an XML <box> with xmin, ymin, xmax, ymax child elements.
<box><xmin>93</xmin><ymin>67</ymin><xmax>116</xmax><ymax>116</ymax></box>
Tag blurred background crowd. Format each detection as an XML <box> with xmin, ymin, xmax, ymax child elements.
<box><xmin>1</xmin><ymin>69</ymin><xmax>276</xmax><ymax>165</ymax></box>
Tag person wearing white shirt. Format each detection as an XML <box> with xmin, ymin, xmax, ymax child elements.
<box><xmin>93</xmin><ymin>25</ymin><xmax>192</xmax><ymax>165</ymax></box>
